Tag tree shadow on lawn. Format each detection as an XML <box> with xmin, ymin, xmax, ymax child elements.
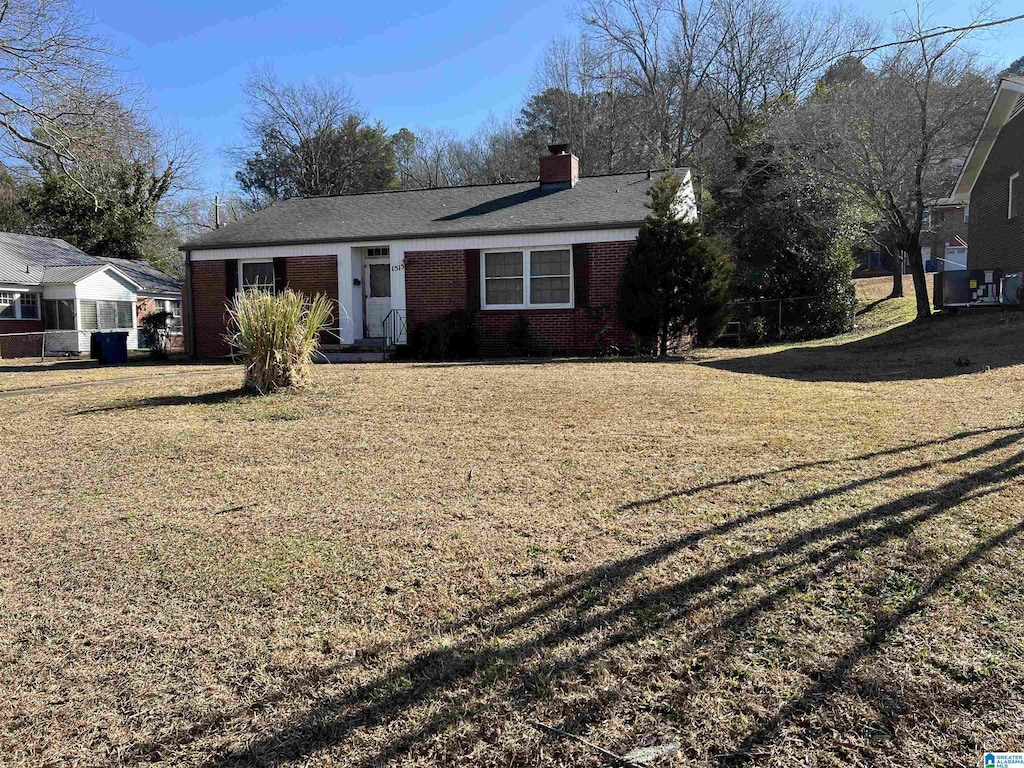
<box><xmin>699</xmin><ymin>311</ymin><xmax>1024</xmax><ymax>383</ymax></box>
<box><xmin>73</xmin><ymin>388</ymin><xmax>252</xmax><ymax>414</ymax></box>
<box><xmin>143</xmin><ymin>424</ymin><xmax>1024</xmax><ymax>767</ymax></box>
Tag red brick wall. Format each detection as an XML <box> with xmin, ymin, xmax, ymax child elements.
<box><xmin>282</xmin><ymin>255</ymin><xmax>340</xmax><ymax>343</ymax></box>
<box><xmin>0</xmin><ymin>319</ymin><xmax>44</xmax><ymax>358</ymax></box>
<box><xmin>404</xmin><ymin>240</ymin><xmax>635</xmax><ymax>355</ymax></box>
<box><xmin>188</xmin><ymin>255</ymin><xmax>340</xmax><ymax>358</ymax></box>
<box><xmin>969</xmin><ymin>112</ymin><xmax>1024</xmax><ymax>272</ymax></box>
<box><xmin>405</xmin><ymin>250</ymin><xmax>468</xmax><ymax>327</ymax></box>
<box><xmin>190</xmin><ymin>260</ymin><xmax>231</xmax><ymax>358</ymax></box>
<box><xmin>137</xmin><ymin>296</ymin><xmax>157</xmax><ymax>324</ymax></box>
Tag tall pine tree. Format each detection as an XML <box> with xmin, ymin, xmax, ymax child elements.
<box><xmin>617</xmin><ymin>171</ymin><xmax>733</xmax><ymax>355</ymax></box>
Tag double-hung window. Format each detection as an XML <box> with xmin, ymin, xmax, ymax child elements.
<box><xmin>19</xmin><ymin>292</ymin><xmax>38</xmax><ymax>319</ymax></box>
<box><xmin>240</xmin><ymin>260</ymin><xmax>275</xmax><ymax>292</ymax></box>
<box><xmin>0</xmin><ymin>291</ymin><xmax>39</xmax><ymax>320</ymax></box>
<box><xmin>481</xmin><ymin>247</ymin><xmax>573</xmax><ymax>309</ymax></box>
<box><xmin>1010</xmin><ymin>173</ymin><xmax>1019</xmax><ymax>219</ymax></box>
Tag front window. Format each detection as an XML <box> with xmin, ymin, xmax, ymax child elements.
<box><xmin>530</xmin><ymin>249</ymin><xmax>571</xmax><ymax>304</ymax></box>
<box><xmin>241</xmin><ymin>260</ymin><xmax>275</xmax><ymax>292</ymax></box>
<box><xmin>481</xmin><ymin>247</ymin><xmax>573</xmax><ymax>309</ymax></box>
<box><xmin>80</xmin><ymin>300</ymin><xmax>134</xmax><ymax>330</ymax></box>
<box><xmin>0</xmin><ymin>291</ymin><xmax>14</xmax><ymax>319</ymax></box>
<box><xmin>44</xmin><ymin>299</ymin><xmax>76</xmax><ymax>330</ymax></box>
<box><xmin>19</xmin><ymin>292</ymin><xmax>38</xmax><ymax>319</ymax></box>
<box><xmin>484</xmin><ymin>251</ymin><xmax>524</xmax><ymax>306</ymax></box>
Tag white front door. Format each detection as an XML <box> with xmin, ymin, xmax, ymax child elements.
<box><xmin>364</xmin><ymin>261</ymin><xmax>392</xmax><ymax>338</ymax></box>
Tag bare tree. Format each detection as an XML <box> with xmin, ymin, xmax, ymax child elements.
<box><xmin>0</xmin><ymin>0</ymin><xmax>131</xmax><ymax>198</ymax></box>
<box><xmin>393</xmin><ymin>126</ymin><xmax>469</xmax><ymax>189</ymax></box>
<box><xmin>790</xmin><ymin>3</ymin><xmax>995</xmax><ymax>317</ymax></box>
<box><xmin>581</xmin><ymin>0</ymin><xmax>679</xmax><ymax>164</ymax></box>
<box><xmin>238</xmin><ymin>65</ymin><xmax>356</xmax><ymax>199</ymax></box>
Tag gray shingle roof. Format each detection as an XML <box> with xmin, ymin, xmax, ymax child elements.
<box><xmin>0</xmin><ymin>232</ymin><xmax>180</xmax><ymax>296</ymax></box>
<box><xmin>182</xmin><ymin>170</ymin><xmax>682</xmax><ymax>251</ymax></box>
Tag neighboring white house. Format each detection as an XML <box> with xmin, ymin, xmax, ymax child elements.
<box><xmin>0</xmin><ymin>233</ymin><xmax>180</xmax><ymax>358</ymax></box>
<box><xmin>38</xmin><ymin>263</ymin><xmax>144</xmax><ymax>354</ymax></box>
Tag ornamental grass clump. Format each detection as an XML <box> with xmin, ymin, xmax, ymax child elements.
<box><xmin>226</xmin><ymin>288</ymin><xmax>334</xmax><ymax>393</ymax></box>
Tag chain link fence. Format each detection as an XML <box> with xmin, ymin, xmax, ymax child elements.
<box><xmin>720</xmin><ymin>295</ymin><xmax>857</xmax><ymax>346</ymax></box>
<box><xmin>0</xmin><ymin>329</ymin><xmax>184</xmax><ymax>361</ymax></box>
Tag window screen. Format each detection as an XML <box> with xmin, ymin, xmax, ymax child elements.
<box><xmin>529</xmin><ymin>249</ymin><xmax>571</xmax><ymax>304</ymax></box>
<box><xmin>98</xmin><ymin>300</ymin><xmax>117</xmax><ymax>329</ymax></box>
<box><xmin>241</xmin><ymin>261</ymin><xmax>275</xmax><ymax>291</ymax></box>
<box><xmin>117</xmin><ymin>302</ymin><xmax>134</xmax><ymax>328</ymax></box>
<box><xmin>484</xmin><ymin>251</ymin><xmax>524</xmax><ymax>306</ymax></box>
<box><xmin>44</xmin><ymin>300</ymin><xmax>76</xmax><ymax>330</ymax></box>
<box><xmin>0</xmin><ymin>291</ymin><xmax>14</xmax><ymax>319</ymax></box>
<box><xmin>80</xmin><ymin>300</ymin><xmax>99</xmax><ymax>330</ymax></box>
<box><xmin>19</xmin><ymin>293</ymin><xmax>38</xmax><ymax>319</ymax></box>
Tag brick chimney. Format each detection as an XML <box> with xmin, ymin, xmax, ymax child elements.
<box><xmin>539</xmin><ymin>143</ymin><xmax>579</xmax><ymax>189</ymax></box>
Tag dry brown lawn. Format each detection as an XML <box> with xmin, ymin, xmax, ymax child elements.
<box><xmin>1</xmin><ymin>301</ymin><xmax>1022</xmax><ymax>767</ymax></box>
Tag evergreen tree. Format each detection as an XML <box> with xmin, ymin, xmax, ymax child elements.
<box><xmin>23</xmin><ymin>158</ymin><xmax>172</xmax><ymax>260</ymax></box>
<box><xmin>617</xmin><ymin>172</ymin><xmax>733</xmax><ymax>355</ymax></box>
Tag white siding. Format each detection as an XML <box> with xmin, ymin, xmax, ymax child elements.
<box><xmin>187</xmin><ymin>228</ymin><xmax>642</xmax><ymax>263</ymax></box>
<box><xmin>76</xmin><ymin>269</ymin><xmax>137</xmax><ymax>301</ymax></box>
<box><xmin>38</xmin><ymin>269</ymin><xmax>141</xmax><ymax>354</ymax></box>
<box><xmin>42</xmin><ymin>285</ymin><xmax>76</xmax><ymax>300</ymax></box>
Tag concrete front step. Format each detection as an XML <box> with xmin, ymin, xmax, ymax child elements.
<box><xmin>317</xmin><ymin>350</ymin><xmax>385</xmax><ymax>364</ymax></box>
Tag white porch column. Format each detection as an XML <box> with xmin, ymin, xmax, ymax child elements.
<box><xmin>390</xmin><ymin>245</ymin><xmax>407</xmax><ymax>344</ymax></box>
<box><xmin>337</xmin><ymin>245</ymin><xmax>355</xmax><ymax>344</ymax></box>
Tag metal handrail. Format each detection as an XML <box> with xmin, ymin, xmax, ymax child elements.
<box><xmin>381</xmin><ymin>308</ymin><xmax>407</xmax><ymax>360</ymax></box>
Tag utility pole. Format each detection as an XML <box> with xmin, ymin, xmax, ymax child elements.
<box><xmin>214</xmin><ymin>194</ymin><xmax>221</xmax><ymax>229</ymax></box>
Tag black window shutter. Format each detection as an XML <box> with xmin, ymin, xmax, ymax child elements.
<box><xmin>224</xmin><ymin>259</ymin><xmax>238</xmax><ymax>299</ymax></box>
<box><xmin>466</xmin><ymin>249</ymin><xmax>481</xmax><ymax>311</ymax></box>
<box><xmin>273</xmin><ymin>257</ymin><xmax>287</xmax><ymax>293</ymax></box>
<box><xmin>573</xmin><ymin>244</ymin><xmax>589</xmax><ymax>308</ymax></box>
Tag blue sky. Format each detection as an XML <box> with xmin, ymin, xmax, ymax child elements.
<box><xmin>90</xmin><ymin>0</ymin><xmax>1024</xmax><ymax>195</ymax></box>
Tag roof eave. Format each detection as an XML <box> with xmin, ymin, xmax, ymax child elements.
<box><xmin>950</xmin><ymin>77</ymin><xmax>1024</xmax><ymax>200</ymax></box>
<box><xmin>180</xmin><ymin>220</ymin><xmax>646</xmax><ymax>253</ymax></box>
